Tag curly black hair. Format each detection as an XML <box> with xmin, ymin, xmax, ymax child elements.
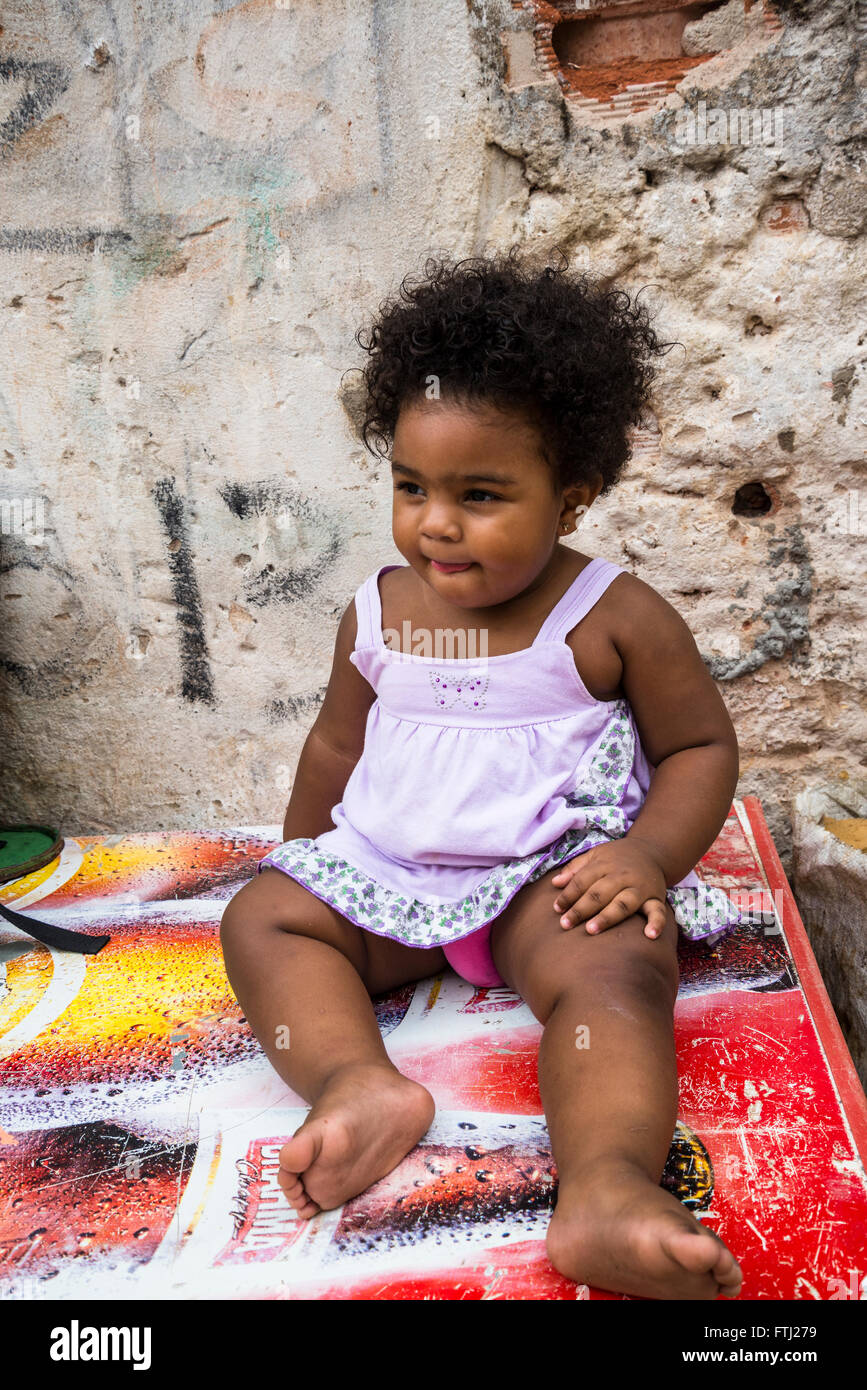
<box><xmin>352</xmin><ymin>246</ymin><xmax>670</xmax><ymax>497</ymax></box>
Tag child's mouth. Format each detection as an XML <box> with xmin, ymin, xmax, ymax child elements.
<box><xmin>429</xmin><ymin>559</ymin><xmax>474</xmax><ymax>573</ymax></box>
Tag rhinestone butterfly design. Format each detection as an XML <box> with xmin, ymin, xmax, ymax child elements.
<box><xmin>429</xmin><ymin>670</ymin><xmax>490</xmax><ymax>710</ymax></box>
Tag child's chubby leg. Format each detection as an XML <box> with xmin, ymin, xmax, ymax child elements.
<box><xmin>219</xmin><ymin>866</ymin><xmax>447</xmax><ymax>1218</ymax></box>
<box><xmin>489</xmin><ymin>866</ymin><xmax>743</xmax><ymax>1301</ymax></box>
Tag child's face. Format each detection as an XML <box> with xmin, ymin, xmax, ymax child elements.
<box><xmin>390</xmin><ymin>396</ymin><xmax>601</xmax><ymax>607</ymax></box>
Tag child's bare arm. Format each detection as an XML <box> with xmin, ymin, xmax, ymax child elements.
<box><xmin>281</xmin><ymin>601</ymin><xmax>376</xmax><ymax>842</ymax></box>
<box><xmin>553</xmin><ymin>576</ymin><xmax>739</xmax><ymax>936</ymax></box>
<box><xmin>616</xmin><ymin>578</ymin><xmax>739</xmax><ymax>882</ymax></box>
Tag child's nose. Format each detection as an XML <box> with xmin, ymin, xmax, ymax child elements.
<box><xmin>421</xmin><ymin>504</ymin><xmax>462</xmax><ymax>540</ymax></box>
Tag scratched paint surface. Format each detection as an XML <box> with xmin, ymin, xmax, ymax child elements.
<box><xmin>0</xmin><ymin>802</ymin><xmax>865</xmax><ymax>1301</ymax></box>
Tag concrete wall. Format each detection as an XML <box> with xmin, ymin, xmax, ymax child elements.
<box><xmin>0</xmin><ymin>0</ymin><xmax>864</xmax><ymax>875</ymax></box>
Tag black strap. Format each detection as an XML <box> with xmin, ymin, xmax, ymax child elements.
<box><xmin>0</xmin><ymin>900</ymin><xmax>110</xmax><ymax>954</ymax></box>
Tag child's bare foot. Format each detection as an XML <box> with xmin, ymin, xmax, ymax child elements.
<box><xmin>277</xmin><ymin>1061</ymin><xmax>435</xmax><ymax>1218</ymax></box>
<box><xmin>547</xmin><ymin>1162</ymin><xmax>743</xmax><ymax>1300</ymax></box>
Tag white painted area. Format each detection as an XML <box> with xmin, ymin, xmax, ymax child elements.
<box><xmin>0</xmin><ymin>946</ymin><xmax>87</xmax><ymax>1059</ymax></box>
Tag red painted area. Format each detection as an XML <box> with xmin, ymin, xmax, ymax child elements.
<box><xmin>0</xmin><ymin>800</ymin><xmax>865</xmax><ymax>1300</ymax></box>
<box><xmin>676</xmin><ymin>987</ymin><xmax>867</xmax><ymax>1299</ymax></box>
<box><xmin>402</xmin><ymin>1032</ymin><xmax>543</xmax><ymax>1112</ymax></box>
<box><xmin>285</xmin><ymin>1244</ymin><xmax>582</xmax><ymax>1302</ymax></box>
<box><xmin>741</xmin><ymin>795</ymin><xmax>867</xmax><ymax>1168</ymax></box>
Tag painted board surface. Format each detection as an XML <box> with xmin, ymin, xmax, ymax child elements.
<box><xmin>1</xmin><ymin>797</ymin><xmax>865</xmax><ymax>1301</ymax></box>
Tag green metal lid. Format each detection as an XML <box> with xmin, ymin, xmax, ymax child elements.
<box><xmin>0</xmin><ymin>825</ymin><xmax>64</xmax><ymax>885</ymax></box>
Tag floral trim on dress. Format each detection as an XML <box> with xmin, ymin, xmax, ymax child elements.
<box><xmin>566</xmin><ymin>699</ymin><xmax>634</xmax><ymax>811</ymax></box>
<box><xmin>258</xmin><ymin>823</ymin><xmax>603</xmax><ymax>949</ymax></box>
<box><xmin>258</xmin><ymin>697</ymin><xmax>746</xmax><ymax>949</ymax></box>
<box><xmin>258</xmin><ymin>818</ymin><xmax>744</xmax><ymax>950</ymax></box>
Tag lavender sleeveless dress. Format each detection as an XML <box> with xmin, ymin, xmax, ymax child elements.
<box><xmin>258</xmin><ymin>558</ymin><xmax>745</xmax><ymax>977</ymax></box>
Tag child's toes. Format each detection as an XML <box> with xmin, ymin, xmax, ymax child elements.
<box><xmin>713</xmin><ymin>1247</ymin><xmax>743</xmax><ymax>1295</ymax></box>
<box><xmin>662</xmin><ymin>1222</ymin><xmax>733</xmax><ymax>1278</ymax></box>
<box><xmin>280</xmin><ymin>1176</ymin><xmax>306</xmax><ymax>1206</ymax></box>
<box><xmin>671</xmin><ymin>1225</ymin><xmax>743</xmax><ymax>1297</ymax></box>
<box><xmin>294</xmin><ymin>1195</ymin><xmax>321</xmax><ymax>1220</ymax></box>
<box><xmin>707</xmin><ymin>1233</ymin><xmax>742</xmax><ymax>1279</ymax></box>
<box><xmin>279</xmin><ymin>1174</ymin><xmax>320</xmax><ymax>1219</ymax></box>
<box><xmin>278</xmin><ymin>1124</ymin><xmax>319</xmax><ymax>1181</ymax></box>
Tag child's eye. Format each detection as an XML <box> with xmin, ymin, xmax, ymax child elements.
<box><xmin>394</xmin><ymin>480</ymin><xmax>500</xmax><ymax>503</ymax></box>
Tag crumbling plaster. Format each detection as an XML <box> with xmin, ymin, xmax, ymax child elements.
<box><xmin>0</xmin><ymin>0</ymin><xmax>864</xmax><ymax>878</ymax></box>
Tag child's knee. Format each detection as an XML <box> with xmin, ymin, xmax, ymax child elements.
<box><xmin>507</xmin><ymin>905</ymin><xmax>678</xmax><ymax>1022</ymax></box>
<box><xmin>220</xmin><ymin>869</ymin><xmax>368</xmax><ymax>976</ymax></box>
<box><xmin>220</xmin><ymin>867</ymin><xmax>292</xmax><ymax>939</ymax></box>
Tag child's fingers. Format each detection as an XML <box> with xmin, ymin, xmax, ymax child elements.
<box><xmin>551</xmin><ymin>868</ymin><xmax>597</xmax><ymax>916</ymax></box>
<box><xmin>551</xmin><ymin>860</ymin><xmax>606</xmax><ymax>912</ymax></box>
<box><xmin>641</xmin><ymin>899</ymin><xmax>669</xmax><ymax>939</ymax></box>
<box><xmin>558</xmin><ymin>878</ymin><xmax>640</xmax><ymax>931</ymax></box>
<box><xmin>550</xmin><ymin>857</ymin><xmax>587</xmax><ymax>893</ymax></box>
<box><xmin>552</xmin><ymin>882</ymin><xmax>574</xmax><ymax>913</ymax></box>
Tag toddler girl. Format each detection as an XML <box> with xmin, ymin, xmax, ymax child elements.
<box><xmin>220</xmin><ymin>249</ymin><xmax>746</xmax><ymax>1300</ymax></box>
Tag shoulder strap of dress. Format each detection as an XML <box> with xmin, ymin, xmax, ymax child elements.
<box><xmin>532</xmin><ymin>558</ymin><xmax>627</xmax><ymax>646</ymax></box>
<box><xmin>353</xmin><ymin>564</ymin><xmax>402</xmax><ymax>649</ymax></box>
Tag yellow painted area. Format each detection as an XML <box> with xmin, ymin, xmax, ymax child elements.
<box><xmin>60</xmin><ymin>839</ymin><xmax>179</xmax><ymax>891</ymax></box>
<box><xmin>0</xmin><ymin>835</ymin><xmax>190</xmax><ymax>903</ymax></box>
<box><xmin>0</xmin><ymin>946</ymin><xmax>53</xmax><ymax>1035</ymax></box>
<box><xmin>425</xmin><ymin>975</ymin><xmax>443</xmax><ymax>1013</ymax></box>
<box><xmin>0</xmin><ymin>857</ymin><xmax>63</xmax><ymax>903</ymax></box>
<box><xmin>822</xmin><ymin>817</ymin><xmax>867</xmax><ymax>853</ymax></box>
<box><xmin>14</xmin><ymin>936</ymin><xmax>238</xmax><ymax>1056</ymax></box>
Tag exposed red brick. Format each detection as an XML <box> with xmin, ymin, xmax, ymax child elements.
<box><xmin>560</xmin><ymin>52</ymin><xmax>711</xmax><ymax>99</ymax></box>
<box><xmin>511</xmin><ymin>0</ymin><xmax>785</xmax><ymax>121</ymax></box>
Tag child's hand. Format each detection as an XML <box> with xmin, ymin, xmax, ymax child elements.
<box><xmin>550</xmin><ymin>840</ymin><xmax>669</xmax><ymax>939</ymax></box>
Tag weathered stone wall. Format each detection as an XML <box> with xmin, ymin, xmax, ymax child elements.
<box><xmin>1</xmin><ymin>0</ymin><xmax>864</xmax><ymax>876</ymax></box>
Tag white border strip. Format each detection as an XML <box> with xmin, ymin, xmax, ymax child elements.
<box><xmin>0</xmin><ymin>946</ymin><xmax>87</xmax><ymax>1059</ymax></box>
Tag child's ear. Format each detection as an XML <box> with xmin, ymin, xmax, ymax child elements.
<box><xmin>563</xmin><ymin>475</ymin><xmax>603</xmax><ymax>514</ymax></box>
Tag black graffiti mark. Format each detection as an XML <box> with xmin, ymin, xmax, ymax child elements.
<box><xmin>151</xmin><ymin>478</ymin><xmax>215</xmax><ymax>706</ymax></box>
<box><xmin>0</xmin><ymin>56</ymin><xmax>69</xmax><ymax>156</ymax></box>
<box><xmin>264</xmin><ymin>688</ymin><xmax>327</xmax><ymax>725</ymax></box>
<box><xmin>218</xmin><ymin>480</ymin><xmax>342</xmax><ymax>607</ymax></box>
<box><xmin>704</xmin><ymin>523</ymin><xmax>813</xmax><ymax>681</ymax></box>
<box><xmin>0</xmin><ymin>60</ymin><xmax>133</xmax><ymax>256</ymax></box>
<box><xmin>0</xmin><ymin>227</ymin><xmax>133</xmax><ymax>254</ymax></box>
<box><xmin>217</xmin><ymin>480</ymin><xmax>344</xmax><ymax>722</ymax></box>
<box><xmin>0</xmin><ymin>553</ymin><xmax>105</xmax><ymax>698</ymax></box>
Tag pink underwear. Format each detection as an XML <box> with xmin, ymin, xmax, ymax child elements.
<box><xmin>441</xmin><ymin>920</ymin><xmax>506</xmax><ymax>988</ymax></box>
